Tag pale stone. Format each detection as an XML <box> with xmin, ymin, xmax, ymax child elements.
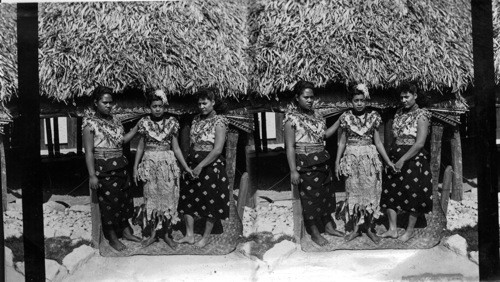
<box><xmin>43</xmin><ymin>201</ymin><xmax>67</xmax><ymax>213</ymax></box>
<box><xmin>54</xmin><ymin>227</ymin><xmax>72</xmax><ymax>237</ymax></box>
<box><xmin>263</xmin><ymin>240</ymin><xmax>297</xmax><ymax>271</ymax></box>
<box><xmin>45</xmin><ymin>259</ymin><xmax>61</xmax><ymax>281</ymax></box>
<box><xmin>5</xmin><ymin>265</ymin><xmax>25</xmax><ymax>282</ymax></box>
<box><xmin>15</xmin><ymin>262</ymin><xmax>25</xmax><ymax>276</ymax></box>
<box><xmin>45</xmin><ymin>227</ymin><xmax>57</xmax><ymax>238</ymax></box>
<box><xmin>444</xmin><ymin>235</ymin><xmax>468</xmax><ymax>257</ymax></box>
<box><xmin>238</xmin><ymin>241</ymin><xmax>253</xmax><ymax>258</ymax></box>
<box><xmin>69</xmin><ymin>205</ymin><xmax>91</xmax><ymax>213</ymax></box>
<box><xmin>469</xmin><ymin>251</ymin><xmax>479</xmax><ymax>265</ymax></box>
<box><xmin>53</xmin><ymin>265</ymin><xmax>68</xmax><ymax>282</ymax></box>
<box><xmin>62</xmin><ymin>245</ymin><xmax>96</xmax><ymax>274</ymax></box>
<box><xmin>5</xmin><ymin>247</ymin><xmax>13</xmax><ymax>267</ymax></box>
<box><xmin>4</xmin><ymin>225</ymin><xmax>22</xmax><ymax>238</ymax></box>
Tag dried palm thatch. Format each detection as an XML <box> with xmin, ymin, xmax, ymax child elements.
<box><xmin>39</xmin><ymin>0</ymin><xmax>249</xmax><ymax>100</ymax></box>
<box><xmin>0</xmin><ymin>4</ymin><xmax>17</xmax><ymax>122</ymax></box>
<box><xmin>248</xmin><ymin>0</ymin><xmax>473</xmax><ymax>99</ymax></box>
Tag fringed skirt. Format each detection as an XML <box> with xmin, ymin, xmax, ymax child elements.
<box><xmin>95</xmin><ymin>155</ymin><xmax>134</xmax><ymax>228</ymax></box>
<box><xmin>296</xmin><ymin>149</ymin><xmax>336</xmax><ymax>233</ymax></box>
<box><xmin>380</xmin><ymin>145</ymin><xmax>433</xmax><ymax>214</ymax></box>
<box><xmin>178</xmin><ymin>150</ymin><xmax>230</xmax><ymax>221</ymax></box>
<box><xmin>137</xmin><ymin>150</ymin><xmax>181</xmax><ymax>224</ymax></box>
<box><xmin>339</xmin><ymin>144</ymin><xmax>382</xmax><ymax>218</ymax></box>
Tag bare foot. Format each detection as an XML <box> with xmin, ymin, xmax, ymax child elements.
<box><xmin>366</xmin><ymin>229</ymin><xmax>381</xmax><ymax>244</ymax></box>
<box><xmin>311</xmin><ymin>234</ymin><xmax>329</xmax><ymax>246</ymax></box>
<box><xmin>325</xmin><ymin>223</ymin><xmax>345</xmax><ymax>237</ymax></box>
<box><xmin>344</xmin><ymin>231</ymin><xmax>359</xmax><ymax>242</ymax></box>
<box><xmin>379</xmin><ymin>229</ymin><xmax>398</xmax><ymax>239</ymax></box>
<box><xmin>164</xmin><ymin>235</ymin><xmax>178</xmax><ymax>250</ymax></box>
<box><xmin>141</xmin><ymin>236</ymin><xmax>156</xmax><ymax>247</ymax></box>
<box><xmin>109</xmin><ymin>239</ymin><xmax>126</xmax><ymax>251</ymax></box>
<box><xmin>175</xmin><ymin>235</ymin><xmax>195</xmax><ymax>245</ymax></box>
<box><xmin>194</xmin><ymin>237</ymin><xmax>210</xmax><ymax>248</ymax></box>
<box><xmin>123</xmin><ymin>227</ymin><xmax>142</xmax><ymax>242</ymax></box>
<box><xmin>398</xmin><ymin>230</ymin><xmax>414</xmax><ymax>242</ymax></box>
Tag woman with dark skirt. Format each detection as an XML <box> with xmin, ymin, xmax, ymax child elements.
<box><xmin>379</xmin><ymin>82</ymin><xmax>433</xmax><ymax>242</ymax></box>
<box><xmin>176</xmin><ymin>87</ymin><xmax>230</xmax><ymax>248</ymax></box>
<box><xmin>83</xmin><ymin>86</ymin><xmax>141</xmax><ymax>251</ymax></box>
<box><xmin>284</xmin><ymin>81</ymin><xmax>344</xmax><ymax>246</ymax></box>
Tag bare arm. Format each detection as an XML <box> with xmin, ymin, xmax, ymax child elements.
<box><xmin>324</xmin><ymin>119</ymin><xmax>340</xmax><ymax>139</ymax></box>
<box><xmin>373</xmin><ymin>129</ymin><xmax>393</xmax><ymax>165</ymax></box>
<box><xmin>192</xmin><ymin>124</ymin><xmax>226</xmax><ymax>177</ymax></box>
<box><xmin>83</xmin><ymin>127</ymin><xmax>98</xmax><ymax>189</ymax></box>
<box><xmin>172</xmin><ymin>135</ymin><xmax>191</xmax><ymax>172</ymax></box>
<box><xmin>284</xmin><ymin>121</ymin><xmax>300</xmax><ymax>185</ymax></box>
<box><xmin>394</xmin><ymin>115</ymin><xmax>430</xmax><ymax>171</ymax></box>
<box><xmin>132</xmin><ymin>136</ymin><xmax>145</xmax><ymax>185</ymax></box>
<box><xmin>123</xmin><ymin>122</ymin><xmax>139</xmax><ymax>144</ymax></box>
<box><xmin>334</xmin><ymin>129</ymin><xmax>347</xmax><ymax>180</ymax></box>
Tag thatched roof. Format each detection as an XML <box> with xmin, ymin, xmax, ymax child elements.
<box><xmin>39</xmin><ymin>1</ymin><xmax>249</xmax><ymax>100</ymax></box>
<box><xmin>248</xmin><ymin>0</ymin><xmax>473</xmax><ymax>99</ymax></box>
<box><xmin>0</xmin><ymin>4</ymin><xmax>17</xmax><ymax>123</ymax></box>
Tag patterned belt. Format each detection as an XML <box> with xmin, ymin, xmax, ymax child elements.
<box><xmin>295</xmin><ymin>143</ymin><xmax>324</xmax><ymax>155</ymax></box>
<box><xmin>193</xmin><ymin>144</ymin><xmax>214</xmax><ymax>151</ymax></box>
<box><xmin>94</xmin><ymin>148</ymin><xmax>123</xmax><ymax>160</ymax></box>
<box><xmin>145</xmin><ymin>144</ymin><xmax>171</xmax><ymax>151</ymax></box>
<box><xmin>347</xmin><ymin>139</ymin><xmax>372</xmax><ymax>146</ymax></box>
<box><xmin>396</xmin><ymin>138</ymin><xmax>416</xmax><ymax>145</ymax></box>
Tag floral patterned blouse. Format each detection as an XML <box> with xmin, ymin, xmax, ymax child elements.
<box><xmin>392</xmin><ymin>108</ymin><xmax>431</xmax><ymax>140</ymax></box>
<box><xmin>340</xmin><ymin>110</ymin><xmax>381</xmax><ymax>142</ymax></box>
<box><xmin>284</xmin><ymin>109</ymin><xmax>325</xmax><ymax>144</ymax></box>
<box><xmin>138</xmin><ymin>116</ymin><xmax>179</xmax><ymax>148</ymax></box>
<box><xmin>190</xmin><ymin>114</ymin><xmax>228</xmax><ymax>146</ymax></box>
<box><xmin>83</xmin><ymin>115</ymin><xmax>124</xmax><ymax>149</ymax></box>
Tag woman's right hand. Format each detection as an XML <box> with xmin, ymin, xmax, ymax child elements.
<box><xmin>89</xmin><ymin>175</ymin><xmax>99</xmax><ymax>190</ymax></box>
<box><xmin>335</xmin><ymin>162</ymin><xmax>341</xmax><ymax>180</ymax></box>
<box><xmin>133</xmin><ymin>167</ymin><xmax>139</xmax><ymax>186</ymax></box>
<box><xmin>290</xmin><ymin>170</ymin><xmax>300</xmax><ymax>186</ymax></box>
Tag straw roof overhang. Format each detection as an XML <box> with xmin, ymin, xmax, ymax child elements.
<box><xmin>248</xmin><ymin>0</ymin><xmax>473</xmax><ymax>105</ymax></box>
<box><xmin>39</xmin><ymin>0</ymin><xmax>249</xmax><ymax>102</ymax></box>
<box><xmin>0</xmin><ymin>4</ymin><xmax>17</xmax><ymax>125</ymax></box>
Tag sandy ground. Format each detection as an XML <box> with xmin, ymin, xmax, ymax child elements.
<box><xmin>61</xmin><ymin>246</ymin><xmax>478</xmax><ymax>282</ymax></box>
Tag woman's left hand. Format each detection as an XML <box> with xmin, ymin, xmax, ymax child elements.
<box><xmin>192</xmin><ymin>165</ymin><xmax>202</xmax><ymax>179</ymax></box>
<box><xmin>185</xmin><ymin>167</ymin><xmax>195</xmax><ymax>179</ymax></box>
<box><xmin>387</xmin><ymin>161</ymin><xmax>397</xmax><ymax>174</ymax></box>
<box><xmin>394</xmin><ymin>159</ymin><xmax>405</xmax><ymax>173</ymax></box>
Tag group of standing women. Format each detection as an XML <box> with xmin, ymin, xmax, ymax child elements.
<box><xmin>284</xmin><ymin>81</ymin><xmax>433</xmax><ymax>246</ymax></box>
<box><xmin>83</xmin><ymin>86</ymin><xmax>230</xmax><ymax>251</ymax></box>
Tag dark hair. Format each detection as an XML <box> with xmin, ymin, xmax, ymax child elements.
<box><xmin>348</xmin><ymin>83</ymin><xmax>365</xmax><ymax>100</ymax></box>
<box><xmin>146</xmin><ymin>90</ymin><xmax>164</xmax><ymax>106</ymax></box>
<box><xmin>398</xmin><ymin>82</ymin><xmax>429</xmax><ymax>107</ymax></box>
<box><xmin>294</xmin><ymin>80</ymin><xmax>315</xmax><ymax>97</ymax></box>
<box><xmin>195</xmin><ymin>87</ymin><xmax>227</xmax><ymax>114</ymax></box>
<box><xmin>92</xmin><ymin>85</ymin><xmax>113</xmax><ymax>102</ymax></box>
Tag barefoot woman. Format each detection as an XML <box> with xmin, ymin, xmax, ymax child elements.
<box><xmin>177</xmin><ymin>88</ymin><xmax>230</xmax><ymax>248</ymax></box>
<box><xmin>335</xmin><ymin>84</ymin><xmax>395</xmax><ymax>244</ymax></box>
<box><xmin>379</xmin><ymin>82</ymin><xmax>433</xmax><ymax>242</ymax></box>
<box><xmin>83</xmin><ymin>86</ymin><xmax>141</xmax><ymax>251</ymax></box>
<box><xmin>133</xmin><ymin>90</ymin><xmax>192</xmax><ymax>249</ymax></box>
<box><xmin>284</xmin><ymin>81</ymin><xmax>344</xmax><ymax>247</ymax></box>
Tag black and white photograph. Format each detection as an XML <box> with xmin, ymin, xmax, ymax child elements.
<box><xmin>1</xmin><ymin>0</ymin><xmax>499</xmax><ymax>281</ymax></box>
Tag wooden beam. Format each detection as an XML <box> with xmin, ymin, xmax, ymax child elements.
<box><xmin>441</xmin><ymin>166</ymin><xmax>453</xmax><ymax>216</ymax></box>
<box><xmin>76</xmin><ymin>117</ymin><xmax>83</xmax><ymax>155</ymax></box>
<box><xmin>237</xmin><ymin>172</ymin><xmax>250</xmax><ymax>220</ymax></box>
<box><xmin>17</xmin><ymin>3</ymin><xmax>45</xmax><ymax>280</ymax></box>
<box><xmin>53</xmin><ymin>117</ymin><xmax>61</xmax><ymax>157</ymax></box>
<box><xmin>244</xmin><ymin>145</ymin><xmax>256</xmax><ymax>209</ymax></box>
<box><xmin>450</xmin><ymin>128</ymin><xmax>464</xmax><ymax>201</ymax></box>
<box><xmin>261</xmin><ymin>113</ymin><xmax>268</xmax><ymax>153</ymax></box>
<box><xmin>1</xmin><ymin>135</ymin><xmax>7</xmax><ymax>212</ymax></box>
<box><xmin>471</xmin><ymin>0</ymin><xmax>500</xmax><ymax>278</ymax></box>
<box><xmin>253</xmin><ymin>113</ymin><xmax>261</xmax><ymax>154</ymax></box>
<box><xmin>430</xmin><ymin>123</ymin><xmax>444</xmax><ymax>209</ymax></box>
<box><xmin>225</xmin><ymin>129</ymin><xmax>239</xmax><ymax>202</ymax></box>
<box><xmin>45</xmin><ymin>118</ymin><xmax>54</xmax><ymax>157</ymax></box>
<box><xmin>90</xmin><ymin>188</ymin><xmax>102</xmax><ymax>248</ymax></box>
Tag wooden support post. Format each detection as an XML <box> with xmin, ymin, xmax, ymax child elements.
<box><xmin>253</xmin><ymin>113</ymin><xmax>261</xmax><ymax>154</ymax></box>
<box><xmin>53</xmin><ymin>117</ymin><xmax>61</xmax><ymax>157</ymax></box>
<box><xmin>450</xmin><ymin>128</ymin><xmax>464</xmax><ymax>200</ymax></box>
<box><xmin>225</xmin><ymin>129</ymin><xmax>239</xmax><ymax>199</ymax></box>
<box><xmin>384</xmin><ymin>118</ymin><xmax>394</xmax><ymax>148</ymax></box>
<box><xmin>430</xmin><ymin>123</ymin><xmax>444</xmax><ymax>209</ymax></box>
<box><xmin>76</xmin><ymin>117</ymin><xmax>83</xmax><ymax>155</ymax></box>
<box><xmin>1</xmin><ymin>134</ymin><xmax>7</xmax><ymax>212</ymax></box>
<box><xmin>441</xmin><ymin>166</ymin><xmax>453</xmax><ymax>216</ymax></box>
<box><xmin>261</xmin><ymin>113</ymin><xmax>268</xmax><ymax>153</ymax></box>
<box><xmin>237</xmin><ymin>172</ymin><xmax>249</xmax><ymax>220</ymax></box>
<box><xmin>90</xmin><ymin>188</ymin><xmax>101</xmax><ymax>248</ymax></box>
<box><xmin>45</xmin><ymin>118</ymin><xmax>54</xmax><ymax>157</ymax></box>
<box><xmin>292</xmin><ymin>183</ymin><xmax>303</xmax><ymax>243</ymax></box>
<box><xmin>244</xmin><ymin>145</ymin><xmax>256</xmax><ymax>209</ymax></box>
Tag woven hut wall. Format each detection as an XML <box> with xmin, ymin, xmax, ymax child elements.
<box><xmin>0</xmin><ymin>4</ymin><xmax>17</xmax><ymax>120</ymax></box>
